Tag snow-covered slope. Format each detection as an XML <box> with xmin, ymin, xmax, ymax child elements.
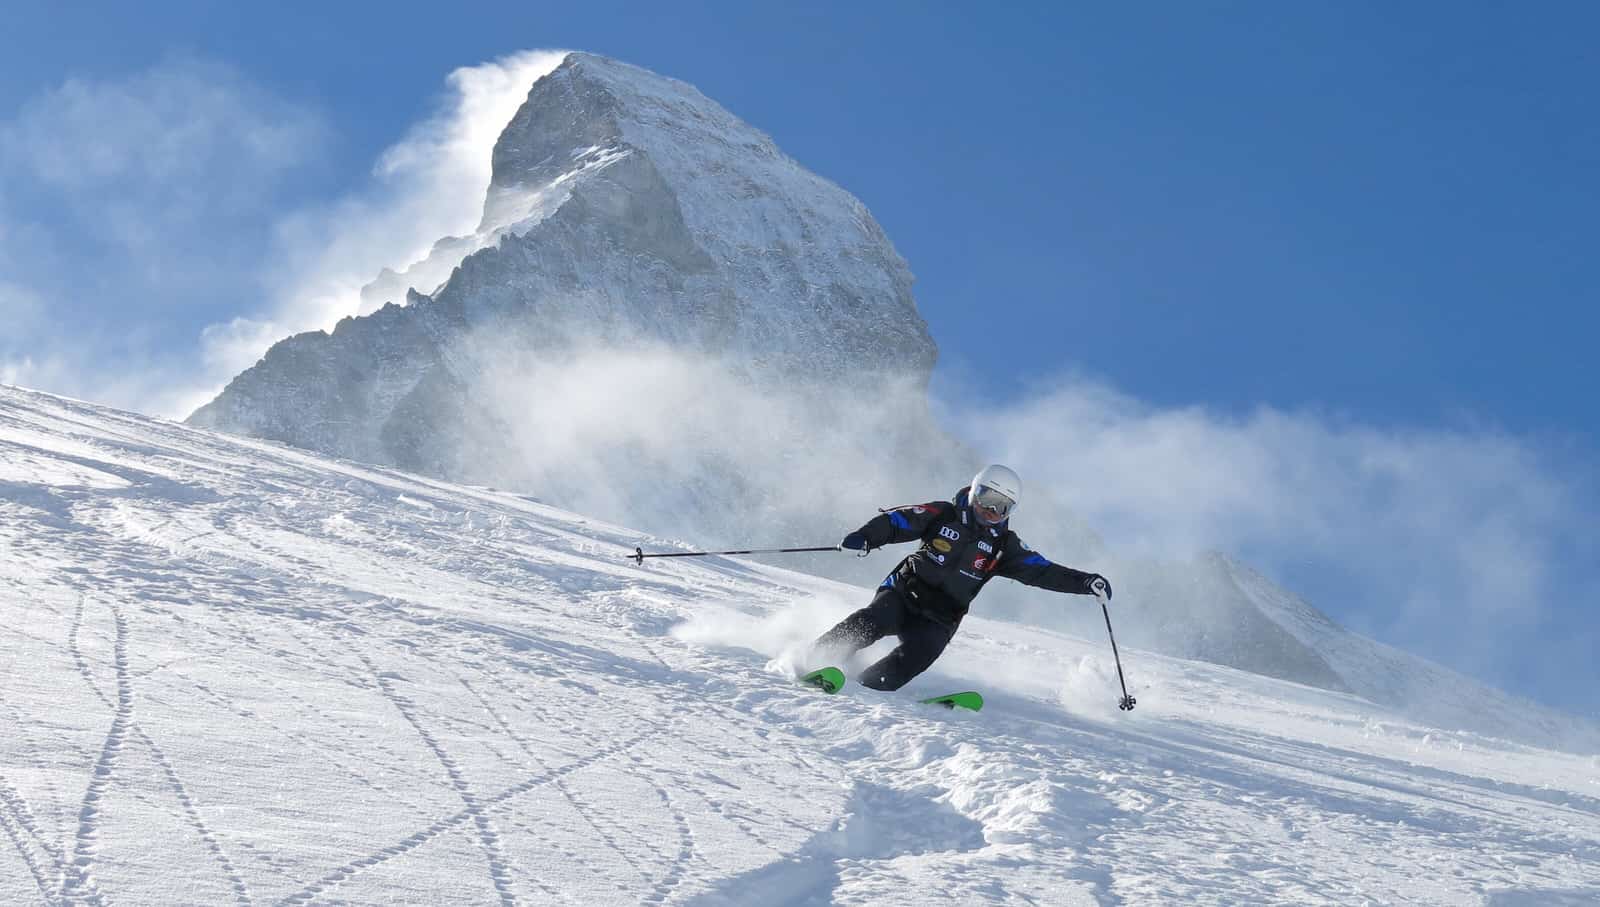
<box><xmin>1216</xmin><ymin>556</ymin><xmax>1598</xmax><ymax>751</ymax></box>
<box><xmin>5</xmin><ymin>384</ymin><xmax>1599</xmax><ymax>905</ymax></box>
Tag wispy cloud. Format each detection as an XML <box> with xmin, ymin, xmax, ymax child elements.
<box><xmin>948</xmin><ymin>375</ymin><xmax>1594</xmax><ymax>688</ymax></box>
<box><xmin>1</xmin><ymin>55</ymin><xmax>324</xmax><ymax>286</ymax></box>
<box><xmin>0</xmin><ymin>279</ymin><xmax>43</xmax><ymax>333</ymax></box>
<box><xmin>0</xmin><ymin>57</ymin><xmax>327</xmax><ymax>414</ymax></box>
<box><xmin>4</xmin><ymin>57</ymin><xmax>315</xmax><ymax>210</ymax></box>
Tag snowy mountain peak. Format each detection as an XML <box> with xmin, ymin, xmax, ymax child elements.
<box><xmin>483</xmin><ymin>52</ymin><xmax>781</xmax><ymax>231</ymax></box>
<box><xmin>192</xmin><ymin>52</ymin><xmax>935</xmax><ymax>483</ymax></box>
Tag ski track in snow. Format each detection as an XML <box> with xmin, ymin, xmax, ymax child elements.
<box><xmin>361</xmin><ymin>651</ymin><xmax>519</xmax><ymax>907</ymax></box>
<box><xmin>3</xmin><ymin>384</ymin><xmax>1600</xmax><ymax>906</ymax></box>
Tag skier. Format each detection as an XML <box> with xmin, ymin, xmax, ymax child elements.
<box><xmin>810</xmin><ymin>464</ymin><xmax>1112</xmax><ymax>691</ymax></box>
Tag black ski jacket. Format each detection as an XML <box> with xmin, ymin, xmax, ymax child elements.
<box><xmin>853</xmin><ymin>487</ymin><xmax>1101</xmax><ymax>625</ymax></box>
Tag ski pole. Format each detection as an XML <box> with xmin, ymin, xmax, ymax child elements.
<box><xmin>629</xmin><ymin>545</ymin><xmax>843</xmax><ymax>566</ymax></box>
<box><xmin>1099</xmin><ymin>599</ymin><xmax>1137</xmax><ymax>712</ymax></box>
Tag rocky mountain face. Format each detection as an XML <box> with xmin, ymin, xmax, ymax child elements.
<box><xmin>191</xmin><ymin>53</ymin><xmax>938</xmax><ymax>480</ymax></box>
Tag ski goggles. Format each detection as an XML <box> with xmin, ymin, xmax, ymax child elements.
<box><xmin>971</xmin><ymin>484</ymin><xmax>1015</xmax><ymax>521</ymax></box>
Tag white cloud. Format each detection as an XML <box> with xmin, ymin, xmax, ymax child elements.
<box><xmin>1</xmin><ymin>358</ymin><xmax>33</xmax><ymax>388</ymax></box>
<box><xmin>0</xmin><ymin>280</ymin><xmax>43</xmax><ymax>332</ymax></box>
<box><xmin>0</xmin><ymin>58</ymin><xmax>327</xmax><ymax>415</ymax></box>
<box><xmin>199</xmin><ymin>317</ymin><xmax>281</xmax><ymax>379</ymax></box>
<box><xmin>2</xmin><ymin>57</ymin><xmax>323</xmax><ymax>233</ymax></box>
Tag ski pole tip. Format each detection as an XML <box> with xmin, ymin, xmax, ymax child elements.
<box><xmin>631</xmin><ymin>546</ymin><xmax>645</xmax><ymax>566</ymax></box>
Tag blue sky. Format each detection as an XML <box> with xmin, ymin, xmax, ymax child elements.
<box><xmin>2</xmin><ymin>2</ymin><xmax>1596</xmax><ymax>715</ymax></box>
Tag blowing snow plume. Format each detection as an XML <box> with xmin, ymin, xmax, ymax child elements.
<box><xmin>198</xmin><ymin>50</ymin><xmax>571</xmax><ymax>402</ymax></box>
<box><xmin>461</xmin><ymin>343</ymin><xmax>960</xmax><ymax>548</ymax></box>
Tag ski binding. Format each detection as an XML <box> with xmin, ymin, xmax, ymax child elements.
<box><xmin>801</xmin><ymin>666</ymin><xmax>846</xmax><ymax>694</ymax></box>
<box><xmin>921</xmin><ymin>691</ymin><xmax>983</xmax><ymax>712</ymax></box>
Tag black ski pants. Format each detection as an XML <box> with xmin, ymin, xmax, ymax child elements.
<box><xmin>812</xmin><ymin>583</ymin><xmax>957</xmax><ymax>691</ymax></box>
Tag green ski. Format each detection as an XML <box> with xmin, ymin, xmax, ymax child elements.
<box><xmin>921</xmin><ymin>691</ymin><xmax>983</xmax><ymax>712</ymax></box>
<box><xmin>800</xmin><ymin>666</ymin><xmax>846</xmax><ymax>694</ymax></box>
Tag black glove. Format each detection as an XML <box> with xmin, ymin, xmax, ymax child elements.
<box><xmin>1085</xmin><ymin>574</ymin><xmax>1112</xmax><ymax>601</ymax></box>
<box><xmin>840</xmin><ymin>531</ymin><xmax>871</xmax><ymax>552</ymax></box>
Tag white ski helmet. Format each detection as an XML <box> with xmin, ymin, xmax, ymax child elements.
<box><xmin>969</xmin><ymin>464</ymin><xmax>1021</xmax><ymax>526</ymax></box>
